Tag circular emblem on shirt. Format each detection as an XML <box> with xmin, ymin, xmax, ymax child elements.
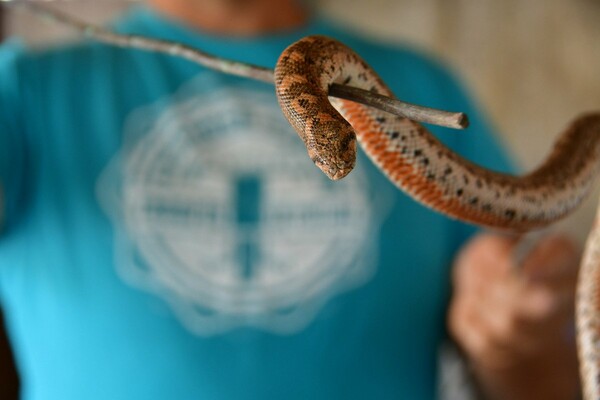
<box><xmin>98</xmin><ymin>74</ymin><xmax>385</xmax><ymax>335</ymax></box>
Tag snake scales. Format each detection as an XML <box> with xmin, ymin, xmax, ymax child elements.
<box><xmin>274</xmin><ymin>35</ymin><xmax>600</xmax><ymax>399</ymax></box>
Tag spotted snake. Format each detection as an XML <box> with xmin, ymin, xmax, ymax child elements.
<box><xmin>274</xmin><ymin>35</ymin><xmax>600</xmax><ymax>399</ymax></box>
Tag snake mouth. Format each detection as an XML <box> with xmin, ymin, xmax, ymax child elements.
<box><xmin>308</xmin><ymin>137</ymin><xmax>356</xmax><ymax>181</ymax></box>
<box><xmin>328</xmin><ymin>167</ymin><xmax>353</xmax><ymax>180</ymax></box>
<box><xmin>310</xmin><ymin>154</ymin><xmax>354</xmax><ymax>180</ymax></box>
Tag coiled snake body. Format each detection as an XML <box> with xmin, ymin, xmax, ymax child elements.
<box><xmin>274</xmin><ymin>36</ymin><xmax>600</xmax><ymax>399</ymax></box>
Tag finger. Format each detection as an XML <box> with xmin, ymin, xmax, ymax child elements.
<box><xmin>453</xmin><ymin>233</ymin><xmax>577</xmax><ymax>320</ymax></box>
<box><xmin>520</xmin><ymin>235</ymin><xmax>580</xmax><ymax>285</ymax></box>
<box><xmin>447</xmin><ymin>294</ymin><xmax>548</xmax><ymax>369</ymax></box>
<box><xmin>509</xmin><ymin>235</ymin><xmax>579</xmax><ymax>321</ymax></box>
<box><xmin>448</xmin><ymin>296</ymin><xmax>516</xmax><ymax>367</ymax></box>
<box><xmin>463</xmin><ymin>263</ymin><xmax>575</xmax><ymax>342</ymax></box>
<box><xmin>468</xmin><ymin>286</ymin><xmax>576</xmax><ymax>360</ymax></box>
<box><xmin>453</xmin><ymin>233</ymin><xmax>518</xmax><ymax>288</ymax></box>
<box><xmin>511</xmin><ymin>229</ymin><xmax>549</xmax><ymax>267</ymax></box>
<box><xmin>450</xmin><ymin>233</ymin><xmax>579</xmax><ymax>364</ymax></box>
<box><xmin>515</xmin><ymin>284</ymin><xmax>575</xmax><ymax>322</ymax></box>
<box><xmin>477</xmin><ymin>260</ymin><xmax>576</xmax><ymax>327</ymax></box>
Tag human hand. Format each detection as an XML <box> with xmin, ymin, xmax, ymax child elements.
<box><xmin>448</xmin><ymin>233</ymin><xmax>581</xmax><ymax>400</ymax></box>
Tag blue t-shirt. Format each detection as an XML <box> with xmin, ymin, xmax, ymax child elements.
<box><xmin>0</xmin><ymin>7</ymin><xmax>512</xmax><ymax>400</ymax></box>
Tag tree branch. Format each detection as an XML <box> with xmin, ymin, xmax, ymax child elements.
<box><xmin>8</xmin><ymin>1</ymin><xmax>469</xmax><ymax>129</ymax></box>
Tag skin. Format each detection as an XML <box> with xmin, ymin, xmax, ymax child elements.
<box><xmin>148</xmin><ymin>0</ymin><xmax>309</xmax><ymax>36</ymax></box>
<box><xmin>147</xmin><ymin>1</ymin><xmax>582</xmax><ymax>398</ymax></box>
<box><xmin>449</xmin><ymin>234</ymin><xmax>580</xmax><ymax>399</ymax></box>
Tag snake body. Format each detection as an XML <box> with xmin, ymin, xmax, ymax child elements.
<box><xmin>274</xmin><ymin>36</ymin><xmax>600</xmax><ymax>398</ymax></box>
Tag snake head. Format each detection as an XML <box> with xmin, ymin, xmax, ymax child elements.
<box><xmin>274</xmin><ymin>35</ymin><xmax>360</xmax><ymax>181</ymax></box>
<box><xmin>307</xmin><ymin>123</ymin><xmax>357</xmax><ymax>180</ymax></box>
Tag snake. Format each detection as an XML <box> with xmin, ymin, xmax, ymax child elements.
<box><xmin>274</xmin><ymin>35</ymin><xmax>600</xmax><ymax>399</ymax></box>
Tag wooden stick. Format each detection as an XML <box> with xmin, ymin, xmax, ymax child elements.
<box><xmin>9</xmin><ymin>1</ymin><xmax>469</xmax><ymax>129</ymax></box>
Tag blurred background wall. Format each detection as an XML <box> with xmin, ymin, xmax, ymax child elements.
<box><xmin>3</xmin><ymin>0</ymin><xmax>600</xmax><ymax>242</ymax></box>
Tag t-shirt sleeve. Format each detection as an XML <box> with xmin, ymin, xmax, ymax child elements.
<box><xmin>0</xmin><ymin>40</ymin><xmax>26</xmax><ymax>233</ymax></box>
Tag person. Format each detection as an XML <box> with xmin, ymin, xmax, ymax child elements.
<box><xmin>0</xmin><ymin>0</ymin><xmax>580</xmax><ymax>399</ymax></box>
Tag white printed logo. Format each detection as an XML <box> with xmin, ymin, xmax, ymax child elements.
<box><xmin>98</xmin><ymin>75</ymin><xmax>387</xmax><ymax>335</ymax></box>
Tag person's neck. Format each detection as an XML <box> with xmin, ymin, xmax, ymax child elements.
<box><xmin>148</xmin><ymin>0</ymin><xmax>309</xmax><ymax>37</ymax></box>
